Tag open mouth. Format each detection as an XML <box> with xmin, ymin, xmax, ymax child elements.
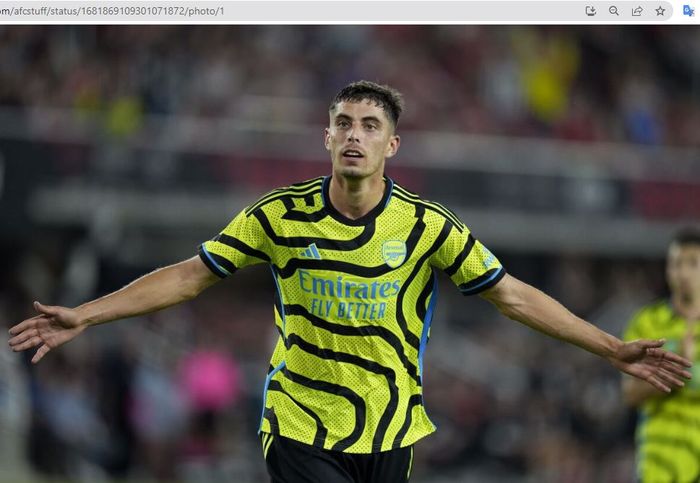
<box><xmin>342</xmin><ymin>149</ymin><xmax>364</xmax><ymax>158</ymax></box>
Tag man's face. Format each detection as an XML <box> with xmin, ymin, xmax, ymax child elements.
<box><xmin>667</xmin><ymin>242</ymin><xmax>700</xmax><ymax>302</ymax></box>
<box><xmin>324</xmin><ymin>100</ymin><xmax>400</xmax><ymax>180</ymax></box>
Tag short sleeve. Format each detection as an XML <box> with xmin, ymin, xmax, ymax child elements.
<box><xmin>198</xmin><ymin>209</ymin><xmax>271</xmax><ymax>278</ymax></box>
<box><xmin>432</xmin><ymin>222</ymin><xmax>505</xmax><ymax>296</ymax></box>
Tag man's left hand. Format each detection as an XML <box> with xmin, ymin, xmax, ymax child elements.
<box><xmin>610</xmin><ymin>338</ymin><xmax>692</xmax><ymax>393</ymax></box>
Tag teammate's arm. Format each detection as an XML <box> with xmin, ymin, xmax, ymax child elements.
<box><xmin>479</xmin><ymin>273</ymin><xmax>692</xmax><ymax>392</ymax></box>
<box><xmin>621</xmin><ymin>376</ymin><xmax>666</xmax><ymax>406</ymax></box>
<box><xmin>8</xmin><ymin>256</ymin><xmax>220</xmax><ymax>363</ymax></box>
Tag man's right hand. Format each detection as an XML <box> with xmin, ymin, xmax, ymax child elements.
<box><xmin>8</xmin><ymin>301</ymin><xmax>86</xmax><ymax>364</ymax></box>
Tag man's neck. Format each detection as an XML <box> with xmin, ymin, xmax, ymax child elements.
<box><xmin>328</xmin><ymin>174</ymin><xmax>385</xmax><ymax>220</ymax></box>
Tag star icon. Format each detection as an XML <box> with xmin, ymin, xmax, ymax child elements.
<box><xmin>656</xmin><ymin>5</ymin><xmax>666</xmax><ymax>15</ymax></box>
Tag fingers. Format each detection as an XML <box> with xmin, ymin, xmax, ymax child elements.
<box><xmin>32</xmin><ymin>344</ymin><xmax>51</xmax><ymax>364</ymax></box>
<box><xmin>8</xmin><ymin>315</ymin><xmax>44</xmax><ymax>337</ymax></box>
<box><xmin>640</xmin><ymin>338</ymin><xmax>666</xmax><ymax>349</ymax></box>
<box><xmin>10</xmin><ymin>335</ymin><xmax>44</xmax><ymax>352</ymax></box>
<box><xmin>8</xmin><ymin>327</ymin><xmax>39</xmax><ymax>348</ymax></box>
<box><xmin>647</xmin><ymin>347</ymin><xmax>693</xmax><ymax>367</ymax></box>
<box><xmin>7</xmin><ymin>302</ymin><xmax>63</xmax><ymax>364</ymax></box>
<box><xmin>34</xmin><ymin>301</ymin><xmax>58</xmax><ymax>317</ymax></box>
<box><xmin>643</xmin><ymin>362</ymin><xmax>691</xmax><ymax>393</ymax></box>
<box><xmin>660</xmin><ymin>360</ymin><xmax>693</xmax><ymax>380</ymax></box>
<box><xmin>654</xmin><ymin>366</ymin><xmax>687</xmax><ymax>389</ymax></box>
<box><xmin>645</xmin><ymin>374</ymin><xmax>672</xmax><ymax>393</ymax></box>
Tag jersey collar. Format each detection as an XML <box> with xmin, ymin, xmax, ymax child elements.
<box><xmin>321</xmin><ymin>175</ymin><xmax>394</xmax><ymax>226</ymax></box>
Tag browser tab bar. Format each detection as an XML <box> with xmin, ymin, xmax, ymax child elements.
<box><xmin>0</xmin><ymin>1</ymin><xmax>684</xmax><ymax>23</ymax></box>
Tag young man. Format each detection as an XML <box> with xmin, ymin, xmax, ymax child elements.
<box><xmin>9</xmin><ymin>81</ymin><xmax>692</xmax><ymax>483</ymax></box>
<box><xmin>622</xmin><ymin>228</ymin><xmax>700</xmax><ymax>483</ymax></box>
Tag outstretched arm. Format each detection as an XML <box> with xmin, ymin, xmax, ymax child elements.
<box><xmin>480</xmin><ymin>274</ymin><xmax>692</xmax><ymax>392</ymax></box>
<box><xmin>8</xmin><ymin>255</ymin><xmax>220</xmax><ymax>363</ymax></box>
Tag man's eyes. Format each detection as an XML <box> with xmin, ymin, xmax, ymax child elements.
<box><xmin>335</xmin><ymin>120</ymin><xmax>379</xmax><ymax>130</ymax></box>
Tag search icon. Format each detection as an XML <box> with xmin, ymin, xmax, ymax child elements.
<box><xmin>609</xmin><ymin>5</ymin><xmax>619</xmax><ymax>14</ymax></box>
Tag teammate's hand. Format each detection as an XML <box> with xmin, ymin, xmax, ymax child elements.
<box><xmin>8</xmin><ymin>301</ymin><xmax>86</xmax><ymax>364</ymax></box>
<box><xmin>609</xmin><ymin>338</ymin><xmax>693</xmax><ymax>393</ymax></box>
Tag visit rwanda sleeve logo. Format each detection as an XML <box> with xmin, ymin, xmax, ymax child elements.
<box><xmin>382</xmin><ymin>240</ymin><xmax>407</xmax><ymax>268</ymax></box>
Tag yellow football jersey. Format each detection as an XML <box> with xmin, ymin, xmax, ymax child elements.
<box><xmin>200</xmin><ymin>176</ymin><xmax>505</xmax><ymax>453</ymax></box>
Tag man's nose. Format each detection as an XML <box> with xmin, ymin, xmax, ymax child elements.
<box><xmin>347</xmin><ymin>126</ymin><xmax>360</xmax><ymax>142</ymax></box>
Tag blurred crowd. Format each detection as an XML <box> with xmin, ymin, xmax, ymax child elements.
<box><xmin>0</xmin><ymin>235</ymin><xmax>667</xmax><ymax>482</ymax></box>
<box><xmin>0</xmin><ymin>25</ymin><xmax>698</xmax><ymax>146</ymax></box>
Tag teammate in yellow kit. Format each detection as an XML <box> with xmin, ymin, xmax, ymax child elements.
<box><xmin>9</xmin><ymin>81</ymin><xmax>692</xmax><ymax>483</ymax></box>
<box><xmin>622</xmin><ymin>228</ymin><xmax>700</xmax><ymax>483</ymax></box>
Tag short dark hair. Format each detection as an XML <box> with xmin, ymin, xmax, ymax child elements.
<box><xmin>330</xmin><ymin>80</ymin><xmax>404</xmax><ymax>127</ymax></box>
<box><xmin>672</xmin><ymin>226</ymin><xmax>700</xmax><ymax>246</ymax></box>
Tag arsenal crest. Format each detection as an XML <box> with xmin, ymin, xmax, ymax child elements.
<box><xmin>382</xmin><ymin>240</ymin><xmax>407</xmax><ymax>268</ymax></box>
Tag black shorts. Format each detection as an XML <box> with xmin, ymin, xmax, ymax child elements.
<box><xmin>261</xmin><ymin>433</ymin><xmax>414</xmax><ymax>483</ymax></box>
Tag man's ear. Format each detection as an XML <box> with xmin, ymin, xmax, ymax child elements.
<box><xmin>324</xmin><ymin>127</ymin><xmax>331</xmax><ymax>151</ymax></box>
<box><xmin>385</xmin><ymin>135</ymin><xmax>401</xmax><ymax>158</ymax></box>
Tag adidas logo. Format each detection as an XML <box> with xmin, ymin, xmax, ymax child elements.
<box><xmin>301</xmin><ymin>243</ymin><xmax>322</xmax><ymax>259</ymax></box>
